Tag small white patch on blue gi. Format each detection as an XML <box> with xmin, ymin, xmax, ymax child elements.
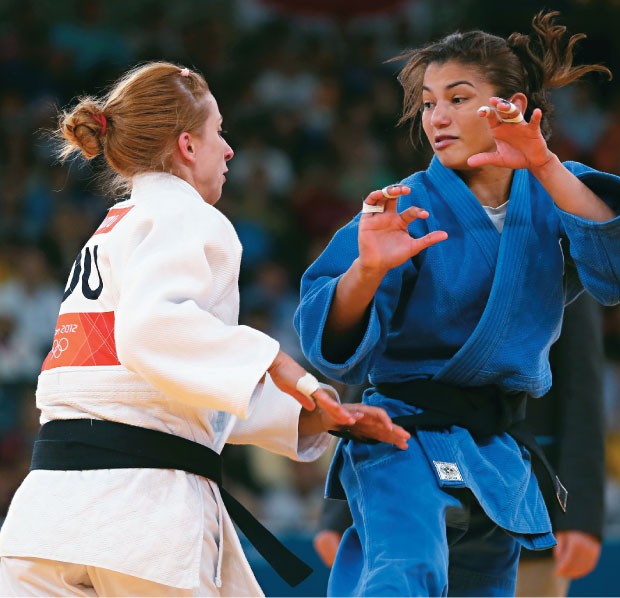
<box><xmin>433</xmin><ymin>461</ymin><xmax>463</xmax><ymax>481</ymax></box>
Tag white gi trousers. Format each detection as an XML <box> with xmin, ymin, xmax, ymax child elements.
<box><xmin>0</xmin><ymin>557</ymin><xmax>226</xmax><ymax>597</ymax></box>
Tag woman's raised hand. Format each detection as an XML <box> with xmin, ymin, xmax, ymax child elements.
<box><xmin>359</xmin><ymin>185</ymin><xmax>447</xmax><ymax>275</ymax></box>
<box><xmin>468</xmin><ymin>97</ymin><xmax>554</xmax><ymax>170</ymax></box>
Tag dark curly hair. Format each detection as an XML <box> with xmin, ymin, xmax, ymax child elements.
<box><xmin>393</xmin><ymin>11</ymin><xmax>612</xmax><ymax>144</ymax></box>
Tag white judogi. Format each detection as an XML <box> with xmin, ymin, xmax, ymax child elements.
<box><xmin>0</xmin><ymin>173</ymin><xmax>330</xmax><ymax>595</ymax></box>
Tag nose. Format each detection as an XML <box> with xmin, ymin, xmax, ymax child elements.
<box><xmin>224</xmin><ymin>143</ymin><xmax>234</xmax><ymax>161</ymax></box>
<box><xmin>430</xmin><ymin>102</ymin><xmax>450</xmax><ymax>128</ymax></box>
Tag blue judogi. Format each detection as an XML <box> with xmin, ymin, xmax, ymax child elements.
<box><xmin>295</xmin><ymin>158</ymin><xmax>620</xmax><ymax>596</ymax></box>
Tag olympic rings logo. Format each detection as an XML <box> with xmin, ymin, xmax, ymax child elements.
<box><xmin>51</xmin><ymin>337</ymin><xmax>69</xmax><ymax>359</ymax></box>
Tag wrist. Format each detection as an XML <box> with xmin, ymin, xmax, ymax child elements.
<box><xmin>354</xmin><ymin>258</ymin><xmax>387</xmax><ymax>285</ymax></box>
<box><xmin>299</xmin><ymin>406</ymin><xmax>329</xmax><ymax>436</ymax></box>
<box><xmin>529</xmin><ymin>151</ymin><xmax>560</xmax><ymax>179</ymax></box>
<box><xmin>267</xmin><ymin>351</ymin><xmax>281</xmax><ymax>373</ymax></box>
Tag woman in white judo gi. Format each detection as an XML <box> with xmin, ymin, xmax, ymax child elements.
<box><xmin>295</xmin><ymin>11</ymin><xmax>620</xmax><ymax>597</ymax></box>
<box><xmin>0</xmin><ymin>61</ymin><xmax>410</xmax><ymax>597</ymax></box>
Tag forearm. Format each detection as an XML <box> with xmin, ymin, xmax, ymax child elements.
<box><xmin>325</xmin><ymin>258</ymin><xmax>386</xmax><ymax>334</ymax></box>
<box><xmin>531</xmin><ymin>154</ymin><xmax>615</xmax><ymax>222</ymax></box>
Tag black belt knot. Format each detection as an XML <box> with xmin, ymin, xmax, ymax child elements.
<box><xmin>30</xmin><ymin>419</ymin><xmax>312</xmax><ymax>587</ymax></box>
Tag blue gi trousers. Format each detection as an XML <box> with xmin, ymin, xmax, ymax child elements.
<box><xmin>328</xmin><ymin>434</ymin><xmax>521</xmax><ymax>597</ymax></box>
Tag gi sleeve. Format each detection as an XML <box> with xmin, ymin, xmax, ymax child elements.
<box><xmin>228</xmin><ymin>373</ymin><xmax>332</xmax><ymax>462</ymax></box>
<box><xmin>112</xmin><ymin>198</ymin><xmax>279</xmax><ymax>419</ymax></box>
<box><xmin>557</xmin><ymin>162</ymin><xmax>620</xmax><ymax>305</ymax></box>
<box><xmin>294</xmin><ymin>216</ymin><xmax>407</xmax><ymax>385</ymax></box>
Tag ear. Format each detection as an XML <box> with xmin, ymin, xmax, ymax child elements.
<box><xmin>509</xmin><ymin>92</ymin><xmax>528</xmax><ymax>115</ymax></box>
<box><xmin>177</xmin><ymin>132</ymin><xmax>195</xmax><ymax>163</ymax></box>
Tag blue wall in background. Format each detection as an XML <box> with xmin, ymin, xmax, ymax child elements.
<box><xmin>570</xmin><ymin>539</ymin><xmax>620</xmax><ymax>597</ymax></box>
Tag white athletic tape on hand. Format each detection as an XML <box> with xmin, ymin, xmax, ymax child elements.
<box><xmin>296</xmin><ymin>372</ymin><xmax>321</xmax><ymax>398</ymax></box>
<box><xmin>499</xmin><ymin>113</ymin><xmax>524</xmax><ymax>123</ymax></box>
<box><xmin>497</xmin><ymin>100</ymin><xmax>524</xmax><ymax>123</ymax></box>
<box><xmin>381</xmin><ymin>186</ymin><xmax>400</xmax><ymax>199</ymax></box>
<box><xmin>362</xmin><ymin>201</ymin><xmax>385</xmax><ymax>214</ymax></box>
<box><xmin>478</xmin><ymin>104</ymin><xmax>524</xmax><ymax>123</ymax></box>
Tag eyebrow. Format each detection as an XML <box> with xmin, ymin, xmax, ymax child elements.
<box><xmin>423</xmin><ymin>80</ymin><xmax>476</xmax><ymax>92</ymax></box>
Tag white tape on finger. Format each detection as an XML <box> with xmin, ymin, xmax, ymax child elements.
<box><xmin>362</xmin><ymin>201</ymin><xmax>385</xmax><ymax>214</ymax></box>
<box><xmin>381</xmin><ymin>186</ymin><xmax>400</xmax><ymax>199</ymax></box>
<box><xmin>296</xmin><ymin>372</ymin><xmax>321</xmax><ymax>398</ymax></box>
<box><xmin>499</xmin><ymin>113</ymin><xmax>524</xmax><ymax>123</ymax></box>
<box><xmin>498</xmin><ymin>101</ymin><xmax>524</xmax><ymax>123</ymax></box>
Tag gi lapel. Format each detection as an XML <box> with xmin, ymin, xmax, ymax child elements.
<box><xmin>433</xmin><ymin>165</ymin><xmax>532</xmax><ymax>385</ymax></box>
<box><xmin>426</xmin><ymin>157</ymin><xmax>500</xmax><ymax>273</ymax></box>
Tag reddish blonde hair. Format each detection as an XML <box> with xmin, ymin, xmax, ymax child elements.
<box><xmin>57</xmin><ymin>61</ymin><xmax>211</xmax><ymax>197</ymax></box>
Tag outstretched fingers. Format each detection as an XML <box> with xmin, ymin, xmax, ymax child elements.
<box><xmin>411</xmin><ymin>230</ymin><xmax>448</xmax><ymax>252</ymax></box>
<box><xmin>313</xmin><ymin>388</ymin><xmax>358</xmax><ymax>426</ymax></box>
<box><xmin>529</xmin><ymin>107</ymin><xmax>543</xmax><ymax>128</ymax></box>
<box><xmin>362</xmin><ymin>185</ymin><xmax>410</xmax><ymax>214</ymax></box>
<box><xmin>470</xmin><ymin>100</ymin><xmax>548</xmax><ymax>169</ymax></box>
<box><xmin>477</xmin><ymin>105</ymin><xmax>501</xmax><ymax>127</ymax></box>
<box><xmin>399</xmin><ymin>205</ymin><xmax>429</xmax><ymax>224</ymax></box>
<box><xmin>338</xmin><ymin>404</ymin><xmax>411</xmax><ymax>450</ymax></box>
<box><xmin>477</xmin><ymin>97</ymin><xmax>524</xmax><ymax>127</ymax></box>
<box><xmin>398</xmin><ymin>206</ymin><xmax>448</xmax><ymax>254</ymax></box>
<box><xmin>290</xmin><ymin>389</ymin><xmax>316</xmax><ymax>411</ymax></box>
<box><xmin>494</xmin><ymin>98</ymin><xmax>524</xmax><ymax>123</ymax></box>
<box><xmin>467</xmin><ymin>150</ymin><xmax>499</xmax><ymax>168</ymax></box>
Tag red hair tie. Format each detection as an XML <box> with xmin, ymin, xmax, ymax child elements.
<box><xmin>92</xmin><ymin>113</ymin><xmax>107</xmax><ymax>138</ymax></box>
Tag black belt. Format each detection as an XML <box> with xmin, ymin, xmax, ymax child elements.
<box><xmin>337</xmin><ymin>379</ymin><xmax>567</xmax><ymax>512</ymax></box>
<box><xmin>30</xmin><ymin>419</ymin><xmax>312</xmax><ymax>587</ymax></box>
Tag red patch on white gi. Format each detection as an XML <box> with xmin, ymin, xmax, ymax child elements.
<box><xmin>93</xmin><ymin>206</ymin><xmax>134</xmax><ymax>236</ymax></box>
<box><xmin>41</xmin><ymin>312</ymin><xmax>120</xmax><ymax>371</ymax></box>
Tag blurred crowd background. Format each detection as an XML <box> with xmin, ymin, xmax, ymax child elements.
<box><xmin>2</xmin><ymin>0</ymin><xmax>620</xmax><ymax>550</ymax></box>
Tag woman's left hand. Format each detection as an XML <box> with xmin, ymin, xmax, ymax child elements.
<box><xmin>467</xmin><ymin>97</ymin><xmax>554</xmax><ymax>171</ymax></box>
<box><xmin>323</xmin><ymin>404</ymin><xmax>411</xmax><ymax>450</ymax></box>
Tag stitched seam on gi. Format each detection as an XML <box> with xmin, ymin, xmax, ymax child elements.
<box><xmin>350</xmin><ymin>446</ymin><xmax>372</xmax><ymax>597</ymax></box>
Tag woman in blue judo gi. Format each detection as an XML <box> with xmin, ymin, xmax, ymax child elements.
<box><xmin>294</xmin><ymin>11</ymin><xmax>619</xmax><ymax>597</ymax></box>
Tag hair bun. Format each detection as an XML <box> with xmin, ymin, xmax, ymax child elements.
<box><xmin>58</xmin><ymin>100</ymin><xmax>106</xmax><ymax>160</ymax></box>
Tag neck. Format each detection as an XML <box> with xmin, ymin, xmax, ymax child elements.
<box><xmin>459</xmin><ymin>166</ymin><xmax>514</xmax><ymax>208</ymax></box>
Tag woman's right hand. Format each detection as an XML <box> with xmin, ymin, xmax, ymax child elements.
<box><xmin>358</xmin><ymin>185</ymin><xmax>448</xmax><ymax>276</ymax></box>
<box><xmin>323</xmin><ymin>185</ymin><xmax>447</xmax><ymax>337</ymax></box>
<box><xmin>268</xmin><ymin>350</ymin><xmax>357</xmax><ymax>427</ymax></box>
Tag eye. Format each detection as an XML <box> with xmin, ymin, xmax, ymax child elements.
<box><xmin>422</xmin><ymin>101</ymin><xmax>434</xmax><ymax>111</ymax></box>
<box><xmin>452</xmin><ymin>96</ymin><xmax>467</xmax><ymax>105</ymax></box>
